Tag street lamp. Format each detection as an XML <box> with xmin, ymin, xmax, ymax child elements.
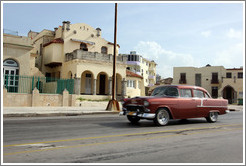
<box><xmin>106</xmin><ymin>3</ymin><xmax>120</xmax><ymax>111</ymax></box>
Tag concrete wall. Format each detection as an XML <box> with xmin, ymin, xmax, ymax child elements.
<box><xmin>3</xmin><ymin>88</ymin><xmax>71</xmax><ymax>107</ymax></box>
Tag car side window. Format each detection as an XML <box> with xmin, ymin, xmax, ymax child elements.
<box><xmin>180</xmin><ymin>89</ymin><xmax>192</xmax><ymax>98</ymax></box>
<box><xmin>193</xmin><ymin>89</ymin><xmax>205</xmax><ymax>98</ymax></box>
<box><xmin>165</xmin><ymin>87</ymin><xmax>179</xmax><ymax>97</ymax></box>
<box><xmin>204</xmin><ymin>92</ymin><xmax>210</xmax><ymax>98</ymax></box>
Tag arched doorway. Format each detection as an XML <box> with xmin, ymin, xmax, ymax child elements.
<box><xmin>81</xmin><ymin>71</ymin><xmax>94</xmax><ymax>95</ymax></box>
<box><xmin>223</xmin><ymin>85</ymin><xmax>235</xmax><ymax>104</ymax></box>
<box><xmin>97</xmin><ymin>72</ymin><xmax>108</xmax><ymax>95</ymax></box>
<box><xmin>67</xmin><ymin>71</ymin><xmax>73</xmax><ymax>79</ymax></box>
<box><xmin>3</xmin><ymin>59</ymin><xmax>19</xmax><ymax>92</ymax></box>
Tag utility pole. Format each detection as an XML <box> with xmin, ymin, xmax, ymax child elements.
<box><xmin>106</xmin><ymin>3</ymin><xmax>120</xmax><ymax>111</ymax></box>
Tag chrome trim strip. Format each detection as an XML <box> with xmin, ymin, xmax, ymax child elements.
<box><xmin>197</xmin><ymin>106</ymin><xmax>228</xmax><ymax>108</ymax></box>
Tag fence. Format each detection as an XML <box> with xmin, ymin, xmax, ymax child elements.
<box><xmin>3</xmin><ymin>75</ymin><xmax>74</xmax><ymax>94</ymax></box>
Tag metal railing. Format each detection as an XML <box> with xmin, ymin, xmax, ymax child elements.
<box><xmin>3</xmin><ymin>75</ymin><xmax>74</xmax><ymax>94</ymax></box>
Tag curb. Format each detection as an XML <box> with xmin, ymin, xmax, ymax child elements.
<box><xmin>3</xmin><ymin>111</ymin><xmax>120</xmax><ymax>117</ymax></box>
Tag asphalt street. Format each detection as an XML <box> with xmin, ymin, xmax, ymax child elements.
<box><xmin>3</xmin><ymin>111</ymin><xmax>244</xmax><ymax>164</ymax></box>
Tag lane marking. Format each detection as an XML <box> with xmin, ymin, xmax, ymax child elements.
<box><xmin>3</xmin><ymin>127</ymin><xmax>243</xmax><ymax>156</ymax></box>
<box><xmin>3</xmin><ymin>124</ymin><xmax>242</xmax><ymax>148</ymax></box>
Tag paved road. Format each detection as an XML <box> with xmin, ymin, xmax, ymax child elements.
<box><xmin>3</xmin><ymin>111</ymin><xmax>244</xmax><ymax>164</ymax></box>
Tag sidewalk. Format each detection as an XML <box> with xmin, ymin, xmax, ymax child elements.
<box><xmin>3</xmin><ymin>107</ymin><xmax>120</xmax><ymax>117</ymax></box>
<box><xmin>2</xmin><ymin>105</ymin><xmax>243</xmax><ymax>118</ymax></box>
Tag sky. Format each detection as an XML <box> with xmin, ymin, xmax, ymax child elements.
<box><xmin>2</xmin><ymin>1</ymin><xmax>245</xmax><ymax>78</ymax></box>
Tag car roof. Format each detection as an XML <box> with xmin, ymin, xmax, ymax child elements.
<box><xmin>155</xmin><ymin>85</ymin><xmax>207</xmax><ymax>91</ymax></box>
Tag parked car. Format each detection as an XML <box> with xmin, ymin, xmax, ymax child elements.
<box><xmin>120</xmin><ymin>85</ymin><xmax>229</xmax><ymax>126</ymax></box>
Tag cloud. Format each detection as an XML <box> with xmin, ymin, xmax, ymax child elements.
<box><xmin>226</xmin><ymin>28</ymin><xmax>242</xmax><ymax>39</ymax></box>
<box><xmin>201</xmin><ymin>31</ymin><xmax>211</xmax><ymax>38</ymax></box>
<box><xmin>134</xmin><ymin>41</ymin><xmax>199</xmax><ymax>78</ymax></box>
<box><xmin>214</xmin><ymin>43</ymin><xmax>244</xmax><ymax>68</ymax></box>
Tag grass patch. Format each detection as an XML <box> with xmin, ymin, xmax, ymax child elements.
<box><xmin>77</xmin><ymin>97</ymin><xmax>110</xmax><ymax>102</ymax></box>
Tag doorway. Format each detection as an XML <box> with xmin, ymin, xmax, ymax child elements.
<box><xmin>99</xmin><ymin>74</ymin><xmax>106</xmax><ymax>95</ymax></box>
<box><xmin>223</xmin><ymin>86</ymin><xmax>235</xmax><ymax>104</ymax></box>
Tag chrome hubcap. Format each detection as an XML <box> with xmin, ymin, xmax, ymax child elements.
<box><xmin>158</xmin><ymin>111</ymin><xmax>169</xmax><ymax>125</ymax></box>
<box><xmin>210</xmin><ymin>112</ymin><xmax>218</xmax><ymax>121</ymax></box>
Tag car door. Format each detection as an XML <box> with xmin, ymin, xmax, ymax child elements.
<box><xmin>177</xmin><ymin>88</ymin><xmax>197</xmax><ymax>119</ymax></box>
<box><xmin>193</xmin><ymin>89</ymin><xmax>207</xmax><ymax>117</ymax></box>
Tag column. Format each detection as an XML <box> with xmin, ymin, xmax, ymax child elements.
<box><xmin>62</xmin><ymin>89</ymin><xmax>69</xmax><ymax>107</ymax></box>
<box><xmin>121</xmin><ymin>78</ymin><xmax>127</xmax><ymax>98</ymax></box>
<box><xmin>32</xmin><ymin>87</ymin><xmax>40</xmax><ymax>107</ymax></box>
<box><xmin>93</xmin><ymin>79</ymin><xmax>97</xmax><ymax>95</ymax></box>
<box><xmin>73</xmin><ymin>78</ymin><xmax>81</xmax><ymax>95</ymax></box>
<box><xmin>108</xmin><ymin>77</ymin><xmax>112</xmax><ymax>95</ymax></box>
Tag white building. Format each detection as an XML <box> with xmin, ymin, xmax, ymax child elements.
<box><xmin>120</xmin><ymin>51</ymin><xmax>157</xmax><ymax>87</ymax></box>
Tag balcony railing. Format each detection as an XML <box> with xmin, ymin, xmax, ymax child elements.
<box><xmin>211</xmin><ymin>79</ymin><xmax>219</xmax><ymax>84</ymax></box>
<box><xmin>148</xmin><ymin>75</ymin><xmax>155</xmax><ymax>79</ymax></box>
<box><xmin>65</xmin><ymin>49</ymin><xmax>127</xmax><ymax>64</ymax></box>
<box><xmin>179</xmin><ymin>79</ymin><xmax>187</xmax><ymax>84</ymax></box>
<box><xmin>127</xmin><ymin>61</ymin><xmax>141</xmax><ymax>66</ymax></box>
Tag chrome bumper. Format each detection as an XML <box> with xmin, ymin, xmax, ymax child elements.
<box><xmin>119</xmin><ymin>111</ymin><xmax>155</xmax><ymax>119</ymax></box>
<box><xmin>225</xmin><ymin>110</ymin><xmax>230</xmax><ymax>114</ymax></box>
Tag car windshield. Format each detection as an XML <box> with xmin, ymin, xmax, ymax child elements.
<box><xmin>151</xmin><ymin>86</ymin><xmax>179</xmax><ymax>97</ymax></box>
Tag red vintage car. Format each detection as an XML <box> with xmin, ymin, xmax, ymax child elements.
<box><xmin>120</xmin><ymin>85</ymin><xmax>229</xmax><ymax>126</ymax></box>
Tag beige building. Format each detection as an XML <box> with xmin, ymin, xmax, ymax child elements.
<box><xmin>126</xmin><ymin>70</ymin><xmax>145</xmax><ymax>98</ymax></box>
<box><xmin>173</xmin><ymin>65</ymin><xmax>243</xmax><ymax>104</ymax></box>
<box><xmin>3</xmin><ymin>33</ymin><xmax>44</xmax><ymax>93</ymax></box>
<box><xmin>29</xmin><ymin>21</ymin><xmax>128</xmax><ymax>99</ymax></box>
<box><xmin>120</xmin><ymin>51</ymin><xmax>157</xmax><ymax>87</ymax></box>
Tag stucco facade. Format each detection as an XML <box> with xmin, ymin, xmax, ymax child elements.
<box><xmin>120</xmin><ymin>51</ymin><xmax>157</xmax><ymax>87</ymax></box>
<box><xmin>29</xmin><ymin>21</ymin><xmax>127</xmax><ymax>99</ymax></box>
<box><xmin>126</xmin><ymin>70</ymin><xmax>145</xmax><ymax>98</ymax></box>
<box><xmin>173</xmin><ymin>65</ymin><xmax>243</xmax><ymax>104</ymax></box>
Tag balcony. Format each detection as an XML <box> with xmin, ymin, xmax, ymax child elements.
<box><xmin>211</xmin><ymin>79</ymin><xmax>219</xmax><ymax>84</ymax></box>
<box><xmin>179</xmin><ymin>79</ymin><xmax>187</xmax><ymax>84</ymax></box>
<box><xmin>148</xmin><ymin>75</ymin><xmax>155</xmax><ymax>79</ymax></box>
<box><xmin>65</xmin><ymin>49</ymin><xmax>127</xmax><ymax>64</ymax></box>
<box><xmin>127</xmin><ymin>61</ymin><xmax>141</xmax><ymax>66</ymax></box>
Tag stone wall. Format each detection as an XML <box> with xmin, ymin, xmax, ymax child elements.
<box><xmin>3</xmin><ymin>87</ymin><xmax>73</xmax><ymax>107</ymax></box>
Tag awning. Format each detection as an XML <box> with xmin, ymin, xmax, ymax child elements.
<box><xmin>71</xmin><ymin>38</ymin><xmax>95</xmax><ymax>45</ymax></box>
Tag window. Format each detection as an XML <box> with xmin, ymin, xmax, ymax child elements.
<box><xmin>151</xmin><ymin>86</ymin><xmax>179</xmax><ymax>97</ymax></box>
<box><xmin>180</xmin><ymin>89</ymin><xmax>192</xmax><ymax>98</ymax></box>
<box><xmin>101</xmin><ymin>46</ymin><xmax>107</xmax><ymax>54</ymax></box>
<box><xmin>238</xmin><ymin>72</ymin><xmax>243</xmax><ymax>78</ymax></box>
<box><xmin>127</xmin><ymin>80</ymin><xmax>135</xmax><ymax>88</ymax></box>
<box><xmin>204</xmin><ymin>92</ymin><xmax>210</xmax><ymax>98</ymax></box>
<box><xmin>179</xmin><ymin>73</ymin><xmax>186</xmax><ymax>84</ymax></box>
<box><xmin>193</xmin><ymin>90</ymin><xmax>204</xmax><ymax>98</ymax></box>
<box><xmin>80</xmin><ymin>43</ymin><xmax>88</xmax><ymax>51</ymax></box>
<box><xmin>226</xmin><ymin>72</ymin><xmax>232</xmax><ymax>78</ymax></box>
<box><xmin>3</xmin><ymin>59</ymin><xmax>19</xmax><ymax>93</ymax></box>
<box><xmin>211</xmin><ymin>73</ymin><xmax>219</xmax><ymax>83</ymax></box>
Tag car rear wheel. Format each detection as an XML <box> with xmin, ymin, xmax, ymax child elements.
<box><xmin>127</xmin><ymin>115</ymin><xmax>140</xmax><ymax>124</ymax></box>
<box><xmin>206</xmin><ymin>112</ymin><xmax>218</xmax><ymax>123</ymax></box>
<box><xmin>154</xmin><ymin>108</ymin><xmax>170</xmax><ymax>126</ymax></box>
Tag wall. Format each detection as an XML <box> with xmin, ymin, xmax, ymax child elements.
<box><xmin>3</xmin><ymin>88</ymin><xmax>70</xmax><ymax>107</ymax></box>
<box><xmin>173</xmin><ymin>66</ymin><xmax>226</xmax><ymax>96</ymax></box>
<box><xmin>126</xmin><ymin>76</ymin><xmax>144</xmax><ymax>98</ymax></box>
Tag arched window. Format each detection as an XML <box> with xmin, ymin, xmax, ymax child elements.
<box><xmin>101</xmin><ymin>46</ymin><xmax>108</xmax><ymax>54</ymax></box>
<box><xmin>3</xmin><ymin>59</ymin><xmax>19</xmax><ymax>92</ymax></box>
<box><xmin>80</xmin><ymin>43</ymin><xmax>88</xmax><ymax>51</ymax></box>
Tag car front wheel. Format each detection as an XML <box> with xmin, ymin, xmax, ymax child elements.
<box><xmin>154</xmin><ymin>108</ymin><xmax>170</xmax><ymax>126</ymax></box>
<box><xmin>206</xmin><ymin>112</ymin><xmax>218</xmax><ymax>123</ymax></box>
<box><xmin>127</xmin><ymin>115</ymin><xmax>140</xmax><ymax>124</ymax></box>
